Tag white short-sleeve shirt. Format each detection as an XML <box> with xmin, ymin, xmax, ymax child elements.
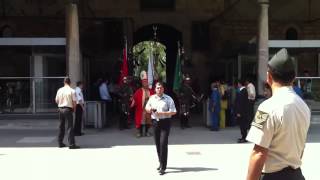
<box><xmin>75</xmin><ymin>87</ymin><xmax>84</xmax><ymax>105</ymax></box>
<box><xmin>55</xmin><ymin>85</ymin><xmax>77</xmax><ymax>108</ymax></box>
<box><xmin>145</xmin><ymin>94</ymin><xmax>176</xmax><ymax>120</ymax></box>
<box><xmin>246</xmin><ymin>87</ymin><xmax>310</xmax><ymax>173</ymax></box>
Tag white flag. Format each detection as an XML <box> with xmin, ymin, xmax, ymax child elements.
<box><xmin>147</xmin><ymin>52</ymin><xmax>154</xmax><ymax>89</ymax></box>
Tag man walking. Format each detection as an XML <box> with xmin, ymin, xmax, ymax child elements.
<box><xmin>145</xmin><ymin>82</ymin><xmax>176</xmax><ymax>175</ymax></box>
<box><xmin>246</xmin><ymin>48</ymin><xmax>310</xmax><ymax>180</ymax></box>
<box><xmin>55</xmin><ymin>77</ymin><xmax>80</xmax><ymax>149</ymax></box>
<box><xmin>234</xmin><ymin>79</ymin><xmax>250</xmax><ymax>143</ymax></box>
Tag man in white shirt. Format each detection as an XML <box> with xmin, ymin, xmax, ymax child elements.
<box><xmin>55</xmin><ymin>77</ymin><xmax>80</xmax><ymax>149</ymax></box>
<box><xmin>246</xmin><ymin>77</ymin><xmax>256</xmax><ymax>124</ymax></box>
<box><xmin>145</xmin><ymin>82</ymin><xmax>176</xmax><ymax>175</ymax></box>
<box><xmin>99</xmin><ymin>78</ymin><xmax>112</xmax><ymax>126</ymax></box>
<box><xmin>74</xmin><ymin>81</ymin><xmax>85</xmax><ymax>136</ymax></box>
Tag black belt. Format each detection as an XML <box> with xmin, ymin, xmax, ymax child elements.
<box><xmin>59</xmin><ymin>107</ymin><xmax>72</xmax><ymax>109</ymax></box>
<box><xmin>262</xmin><ymin>167</ymin><xmax>300</xmax><ymax>175</ymax></box>
<box><xmin>152</xmin><ymin>118</ymin><xmax>170</xmax><ymax>121</ymax></box>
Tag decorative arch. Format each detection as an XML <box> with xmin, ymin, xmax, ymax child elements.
<box><xmin>134</xmin><ymin>24</ymin><xmax>182</xmax><ymax>92</ymax></box>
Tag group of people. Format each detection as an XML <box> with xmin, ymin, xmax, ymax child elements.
<box><xmin>55</xmin><ymin>48</ymin><xmax>310</xmax><ymax>179</ymax></box>
<box><xmin>208</xmin><ymin>77</ymin><xmax>256</xmax><ymax>141</ymax></box>
<box><xmin>56</xmin><ymin>76</ymin><xmax>177</xmax><ymax>175</ymax></box>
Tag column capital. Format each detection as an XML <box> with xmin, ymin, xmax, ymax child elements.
<box><xmin>258</xmin><ymin>0</ymin><xmax>269</xmax><ymax>4</ymax></box>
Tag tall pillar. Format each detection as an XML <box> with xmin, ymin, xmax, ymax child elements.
<box><xmin>66</xmin><ymin>3</ymin><xmax>81</xmax><ymax>86</ymax></box>
<box><xmin>257</xmin><ymin>0</ymin><xmax>269</xmax><ymax>95</ymax></box>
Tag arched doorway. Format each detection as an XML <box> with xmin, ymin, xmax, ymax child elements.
<box><xmin>134</xmin><ymin>24</ymin><xmax>182</xmax><ymax>93</ymax></box>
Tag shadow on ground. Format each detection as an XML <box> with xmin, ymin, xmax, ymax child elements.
<box><xmin>165</xmin><ymin>167</ymin><xmax>218</xmax><ymax>174</ymax></box>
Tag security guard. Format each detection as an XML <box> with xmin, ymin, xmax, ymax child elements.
<box><xmin>145</xmin><ymin>82</ymin><xmax>176</xmax><ymax>175</ymax></box>
<box><xmin>246</xmin><ymin>48</ymin><xmax>310</xmax><ymax>180</ymax></box>
<box><xmin>55</xmin><ymin>77</ymin><xmax>80</xmax><ymax>149</ymax></box>
<box><xmin>118</xmin><ymin>76</ymin><xmax>133</xmax><ymax>130</ymax></box>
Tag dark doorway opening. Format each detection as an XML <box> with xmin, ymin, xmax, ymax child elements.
<box><xmin>134</xmin><ymin>24</ymin><xmax>182</xmax><ymax>93</ymax></box>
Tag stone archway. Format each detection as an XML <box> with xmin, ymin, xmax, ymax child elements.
<box><xmin>134</xmin><ymin>24</ymin><xmax>182</xmax><ymax>93</ymax></box>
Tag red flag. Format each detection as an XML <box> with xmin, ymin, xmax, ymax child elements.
<box><xmin>118</xmin><ymin>42</ymin><xmax>128</xmax><ymax>85</ymax></box>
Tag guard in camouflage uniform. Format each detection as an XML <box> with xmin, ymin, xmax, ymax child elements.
<box><xmin>118</xmin><ymin>76</ymin><xmax>133</xmax><ymax>130</ymax></box>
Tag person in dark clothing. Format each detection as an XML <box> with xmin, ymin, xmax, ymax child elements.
<box><xmin>234</xmin><ymin>79</ymin><xmax>250</xmax><ymax>143</ymax></box>
<box><xmin>118</xmin><ymin>76</ymin><xmax>133</xmax><ymax>130</ymax></box>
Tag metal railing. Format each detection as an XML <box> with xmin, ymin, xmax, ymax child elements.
<box><xmin>0</xmin><ymin>77</ymin><xmax>66</xmax><ymax>114</ymax></box>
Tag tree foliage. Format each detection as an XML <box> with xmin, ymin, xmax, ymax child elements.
<box><xmin>133</xmin><ymin>41</ymin><xmax>166</xmax><ymax>82</ymax></box>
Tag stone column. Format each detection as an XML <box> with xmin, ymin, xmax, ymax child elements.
<box><xmin>257</xmin><ymin>0</ymin><xmax>269</xmax><ymax>95</ymax></box>
<box><xmin>66</xmin><ymin>3</ymin><xmax>81</xmax><ymax>86</ymax></box>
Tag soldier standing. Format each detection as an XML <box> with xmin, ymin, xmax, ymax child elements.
<box><xmin>118</xmin><ymin>76</ymin><xmax>133</xmax><ymax>130</ymax></box>
<box><xmin>177</xmin><ymin>77</ymin><xmax>195</xmax><ymax>129</ymax></box>
<box><xmin>246</xmin><ymin>48</ymin><xmax>310</xmax><ymax>180</ymax></box>
<box><xmin>131</xmin><ymin>71</ymin><xmax>154</xmax><ymax>137</ymax></box>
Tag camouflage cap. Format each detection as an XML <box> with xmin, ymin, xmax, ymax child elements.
<box><xmin>268</xmin><ymin>48</ymin><xmax>295</xmax><ymax>73</ymax></box>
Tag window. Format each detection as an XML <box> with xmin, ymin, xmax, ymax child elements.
<box><xmin>285</xmin><ymin>27</ymin><xmax>298</xmax><ymax>40</ymax></box>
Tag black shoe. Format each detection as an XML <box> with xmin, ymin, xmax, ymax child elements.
<box><xmin>58</xmin><ymin>143</ymin><xmax>66</xmax><ymax>148</ymax></box>
<box><xmin>159</xmin><ymin>170</ymin><xmax>166</xmax><ymax>175</ymax></box>
<box><xmin>74</xmin><ymin>133</ymin><xmax>84</xmax><ymax>136</ymax></box>
<box><xmin>157</xmin><ymin>166</ymin><xmax>161</xmax><ymax>170</ymax></box>
<box><xmin>237</xmin><ymin>139</ymin><xmax>248</xmax><ymax>143</ymax></box>
<box><xmin>69</xmin><ymin>145</ymin><xmax>80</xmax><ymax>149</ymax></box>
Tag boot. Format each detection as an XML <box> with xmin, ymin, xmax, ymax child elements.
<box><xmin>185</xmin><ymin>116</ymin><xmax>191</xmax><ymax>128</ymax></box>
<box><xmin>145</xmin><ymin>124</ymin><xmax>152</xmax><ymax>136</ymax></box>
<box><xmin>136</xmin><ymin>128</ymin><xmax>141</xmax><ymax>138</ymax></box>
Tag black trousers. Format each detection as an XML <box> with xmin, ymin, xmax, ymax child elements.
<box><xmin>58</xmin><ymin>108</ymin><xmax>75</xmax><ymax>146</ymax></box>
<box><xmin>153</xmin><ymin>119</ymin><xmax>171</xmax><ymax>171</ymax></box>
<box><xmin>248</xmin><ymin>100</ymin><xmax>255</xmax><ymax>124</ymax></box>
<box><xmin>119</xmin><ymin>112</ymin><xmax>128</xmax><ymax>129</ymax></box>
<box><xmin>102</xmin><ymin>100</ymin><xmax>112</xmax><ymax>126</ymax></box>
<box><xmin>238</xmin><ymin>116</ymin><xmax>249</xmax><ymax>139</ymax></box>
<box><xmin>261</xmin><ymin>167</ymin><xmax>305</xmax><ymax>180</ymax></box>
<box><xmin>74</xmin><ymin>104</ymin><xmax>83</xmax><ymax>134</ymax></box>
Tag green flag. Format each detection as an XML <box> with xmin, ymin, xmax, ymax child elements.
<box><xmin>173</xmin><ymin>49</ymin><xmax>182</xmax><ymax>93</ymax></box>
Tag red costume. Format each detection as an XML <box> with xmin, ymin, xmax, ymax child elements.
<box><xmin>132</xmin><ymin>87</ymin><xmax>154</xmax><ymax>129</ymax></box>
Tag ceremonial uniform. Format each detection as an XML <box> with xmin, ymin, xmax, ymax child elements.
<box><xmin>131</xmin><ymin>71</ymin><xmax>154</xmax><ymax>137</ymax></box>
<box><xmin>177</xmin><ymin>80</ymin><xmax>195</xmax><ymax>129</ymax></box>
<box><xmin>209</xmin><ymin>85</ymin><xmax>220</xmax><ymax>131</ymax></box>
<box><xmin>118</xmin><ymin>79</ymin><xmax>133</xmax><ymax>130</ymax></box>
<box><xmin>246</xmin><ymin>48</ymin><xmax>310</xmax><ymax>180</ymax></box>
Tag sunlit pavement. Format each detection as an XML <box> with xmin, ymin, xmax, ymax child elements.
<box><xmin>0</xmin><ymin>118</ymin><xmax>319</xmax><ymax>180</ymax></box>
